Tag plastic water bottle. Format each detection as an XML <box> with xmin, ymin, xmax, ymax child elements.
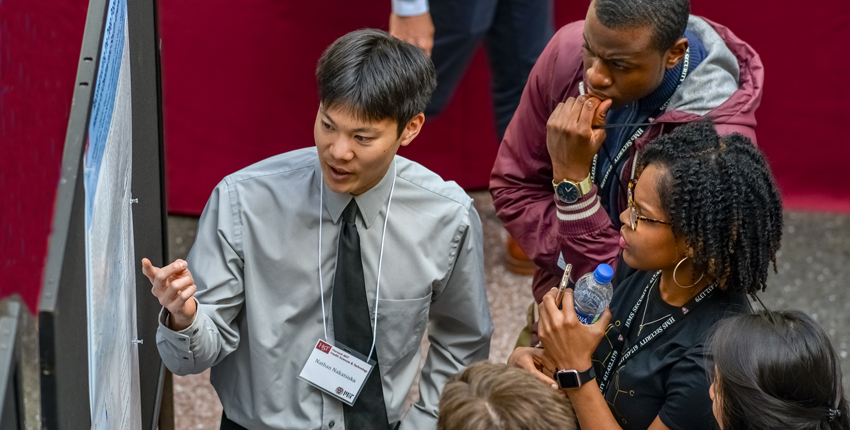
<box><xmin>573</xmin><ymin>264</ymin><xmax>614</xmax><ymax>324</ymax></box>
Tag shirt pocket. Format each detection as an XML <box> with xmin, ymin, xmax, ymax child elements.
<box><xmin>375</xmin><ymin>294</ymin><xmax>431</xmax><ymax>367</ymax></box>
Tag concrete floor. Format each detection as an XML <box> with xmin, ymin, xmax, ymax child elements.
<box><xmin>166</xmin><ymin>192</ymin><xmax>850</xmax><ymax>429</ymax></box>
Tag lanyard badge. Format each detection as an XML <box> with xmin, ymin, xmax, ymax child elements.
<box><xmin>299</xmin><ymin>339</ymin><xmax>377</xmax><ymax>406</ymax></box>
<box><xmin>299</xmin><ymin>161</ymin><xmax>398</xmax><ymax>405</ymax></box>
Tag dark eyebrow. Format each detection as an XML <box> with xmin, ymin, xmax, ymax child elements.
<box><xmin>320</xmin><ymin>110</ymin><xmax>336</xmax><ymax>126</ymax></box>
<box><xmin>321</xmin><ymin>110</ymin><xmax>378</xmax><ymax>134</ymax></box>
<box><xmin>582</xmin><ymin>34</ymin><xmax>595</xmax><ymax>54</ymax></box>
<box><xmin>582</xmin><ymin>34</ymin><xmax>638</xmax><ymax>63</ymax></box>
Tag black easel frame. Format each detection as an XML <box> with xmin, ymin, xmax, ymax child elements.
<box><xmin>39</xmin><ymin>0</ymin><xmax>169</xmax><ymax>427</ymax></box>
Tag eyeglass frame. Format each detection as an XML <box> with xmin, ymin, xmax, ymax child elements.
<box><xmin>627</xmin><ymin>179</ymin><xmax>672</xmax><ymax>230</ymax></box>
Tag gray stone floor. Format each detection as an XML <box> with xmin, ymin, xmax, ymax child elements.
<box><xmin>166</xmin><ymin>192</ymin><xmax>850</xmax><ymax>429</ymax></box>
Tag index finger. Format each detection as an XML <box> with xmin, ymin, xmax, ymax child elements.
<box><xmin>578</xmin><ymin>97</ymin><xmax>601</xmax><ymax>129</ymax></box>
<box><xmin>593</xmin><ymin>99</ymin><xmax>613</xmax><ymax>127</ymax></box>
<box><xmin>560</xmin><ymin>288</ymin><xmax>578</xmax><ymax>321</ymax></box>
<box><xmin>540</xmin><ymin>288</ymin><xmax>560</xmax><ymax>317</ymax></box>
<box><xmin>539</xmin><ymin>288</ymin><xmax>564</xmax><ymax>330</ymax></box>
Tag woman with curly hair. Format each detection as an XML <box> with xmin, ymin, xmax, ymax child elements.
<box><xmin>508</xmin><ymin>119</ymin><xmax>784</xmax><ymax>430</ymax></box>
<box><xmin>708</xmin><ymin>310</ymin><xmax>850</xmax><ymax>430</ymax></box>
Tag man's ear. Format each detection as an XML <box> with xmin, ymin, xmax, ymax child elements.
<box><xmin>399</xmin><ymin>113</ymin><xmax>425</xmax><ymax>147</ymax></box>
<box><xmin>665</xmin><ymin>38</ymin><xmax>689</xmax><ymax>70</ymax></box>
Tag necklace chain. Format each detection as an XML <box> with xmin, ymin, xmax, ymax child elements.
<box><xmin>637</xmin><ymin>276</ymin><xmax>672</xmax><ymax>338</ymax></box>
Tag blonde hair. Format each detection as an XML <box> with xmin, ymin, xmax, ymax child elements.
<box><xmin>437</xmin><ymin>362</ymin><xmax>576</xmax><ymax>430</ymax></box>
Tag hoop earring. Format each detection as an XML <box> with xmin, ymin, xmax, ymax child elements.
<box><xmin>673</xmin><ymin>257</ymin><xmax>704</xmax><ymax>288</ymax></box>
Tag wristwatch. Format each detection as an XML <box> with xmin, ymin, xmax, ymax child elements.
<box><xmin>553</xmin><ymin>174</ymin><xmax>593</xmax><ymax>204</ymax></box>
<box><xmin>554</xmin><ymin>366</ymin><xmax>596</xmax><ymax>389</ymax></box>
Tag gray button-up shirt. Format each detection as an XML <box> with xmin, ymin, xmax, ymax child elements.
<box><xmin>156</xmin><ymin>148</ymin><xmax>493</xmax><ymax>430</ymax></box>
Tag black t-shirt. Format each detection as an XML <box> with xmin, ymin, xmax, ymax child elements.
<box><xmin>591</xmin><ymin>261</ymin><xmax>750</xmax><ymax>430</ymax></box>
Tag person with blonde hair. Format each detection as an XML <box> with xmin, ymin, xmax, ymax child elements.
<box><xmin>438</xmin><ymin>362</ymin><xmax>576</xmax><ymax>430</ymax></box>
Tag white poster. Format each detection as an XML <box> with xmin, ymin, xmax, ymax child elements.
<box><xmin>83</xmin><ymin>0</ymin><xmax>143</xmax><ymax>428</ymax></box>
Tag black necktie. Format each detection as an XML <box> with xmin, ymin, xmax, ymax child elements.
<box><xmin>332</xmin><ymin>200</ymin><xmax>390</xmax><ymax>430</ymax></box>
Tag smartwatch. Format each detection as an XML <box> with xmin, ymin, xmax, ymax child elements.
<box><xmin>553</xmin><ymin>174</ymin><xmax>593</xmax><ymax>204</ymax></box>
<box><xmin>554</xmin><ymin>366</ymin><xmax>596</xmax><ymax>389</ymax></box>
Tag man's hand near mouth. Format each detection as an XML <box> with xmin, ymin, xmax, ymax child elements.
<box><xmin>547</xmin><ymin>95</ymin><xmax>612</xmax><ymax>183</ymax></box>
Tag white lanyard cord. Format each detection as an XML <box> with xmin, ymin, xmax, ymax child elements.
<box><xmin>369</xmin><ymin>161</ymin><xmax>396</xmax><ymax>362</ymax></box>
<box><xmin>317</xmin><ymin>161</ymin><xmax>397</xmax><ymax>362</ymax></box>
<box><xmin>318</xmin><ymin>177</ymin><xmax>328</xmax><ymax>341</ymax></box>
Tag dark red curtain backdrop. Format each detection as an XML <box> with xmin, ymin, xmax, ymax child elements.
<box><xmin>3</xmin><ymin>0</ymin><xmax>849</xmax><ymax>310</ymax></box>
<box><xmin>159</xmin><ymin>0</ymin><xmax>850</xmax><ymax>215</ymax></box>
<box><xmin>157</xmin><ymin>1</ymin><xmax>496</xmax><ymax>214</ymax></box>
<box><xmin>1</xmin><ymin>0</ymin><xmax>88</xmax><ymax>311</ymax></box>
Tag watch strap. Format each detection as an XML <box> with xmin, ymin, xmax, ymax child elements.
<box><xmin>575</xmin><ymin>173</ymin><xmax>593</xmax><ymax>195</ymax></box>
<box><xmin>552</xmin><ymin>173</ymin><xmax>593</xmax><ymax>197</ymax></box>
<box><xmin>554</xmin><ymin>365</ymin><xmax>596</xmax><ymax>389</ymax></box>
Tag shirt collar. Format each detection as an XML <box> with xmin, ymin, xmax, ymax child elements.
<box><xmin>316</xmin><ymin>156</ymin><xmax>397</xmax><ymax>229</ymax></box>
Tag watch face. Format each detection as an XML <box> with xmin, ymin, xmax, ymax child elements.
<box><xmin>556</xmin><ymin>370</ymin><xmax>581</xmax><ymax>389</ymax></box>
<box><xmin>556</xmin><ymin>182</ymin><xmax>580</xmax><ymax>204</ymax></box>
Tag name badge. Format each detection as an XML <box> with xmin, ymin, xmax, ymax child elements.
<box><xmin>298</xmin><ymin>339</ymin><xmax>375</xmax><ymax>406</ymax></box>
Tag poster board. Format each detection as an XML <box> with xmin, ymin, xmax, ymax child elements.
<box><xmin>83</xmin><ymin>0</ymin><xmax>142</xmax><ymax>427</ymax></box>
<box><xmin>39</xmin><ymin>0</ymin><xmax>168</xmax><ymax>427</ymax></box>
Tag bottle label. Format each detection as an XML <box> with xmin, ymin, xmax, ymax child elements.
<box><xmin>576</xmin><ymin>309</ymin><xmax>599</xmax><ymax>325</ymax></box>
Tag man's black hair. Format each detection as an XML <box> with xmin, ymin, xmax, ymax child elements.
<box><xmin>316</xmin><ymin>29</ymin><xmax>437</xmax><ymax>137</ymax></box>
<box><xmin>637</xmin><ymin>120</ymin><xmax>783</xmax><ymax>295</ymax></box>
<box><xmin>594</xmin><ymin>0</ymin><xmax>691</xmax><ymax>51</ymax></box>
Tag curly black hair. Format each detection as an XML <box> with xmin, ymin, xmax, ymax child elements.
<box><xmin>637</xmin><ymin>119</ymin><xmax>783</xmax><ymax>295</ymax></box>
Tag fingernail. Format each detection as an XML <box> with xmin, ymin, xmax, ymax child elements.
<box><xmin>551</xmin><ymin>384</ymin><xmax>558</xmax><ymax>389</ymax></box>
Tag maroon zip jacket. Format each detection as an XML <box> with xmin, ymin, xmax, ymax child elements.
<box><xmin>490</xmin><ymin>17</ymin><xmax>763</xmax><ymax>335</ymax></box>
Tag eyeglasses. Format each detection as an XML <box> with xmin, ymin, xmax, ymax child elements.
<box><xmin>627</xmin><ymin>180</ymin><xmax>672</xmax><ymax>231</ymax></box>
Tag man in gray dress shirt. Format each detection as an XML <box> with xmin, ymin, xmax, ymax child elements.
<box><xmin>141</xmin><ymin>29</ymin><xmax>493</xmax><ymax>430</ymax></box>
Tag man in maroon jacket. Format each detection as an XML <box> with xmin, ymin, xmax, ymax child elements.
<box><xmin>490</xmin><ymin>0</ymin><xmax>763</xmax><ymax>344</ymax></box>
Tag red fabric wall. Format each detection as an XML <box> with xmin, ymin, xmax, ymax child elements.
<box><xmin>1</xmin><ymin>0</ymin><xmax>88</xmax><ymax>312</ymax></box>
<box><xmin>159</xmin><ymin>0</ymin><xmax>850</xmax><ymax>215</ymax></box>
<box><xmin>4</xmin><ymin>0</ymin><xmax>849</xmax><ymax>310</ymax></box>
<box><xmin>158</xmin><ymin>1</ymin><xmax>500</xmax><ymax>214</ymax></box>
<box><xmin>688</xmin><ymin>1</ymin><xmax>850</xmax><ymax>212</ymax></box>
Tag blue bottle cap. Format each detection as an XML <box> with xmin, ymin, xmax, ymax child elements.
<box><xmin>593</xmin><ymin>264</ymin><xmax>614</xmax><ymax>284</ymax></box>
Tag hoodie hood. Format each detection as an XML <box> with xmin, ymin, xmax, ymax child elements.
<box><xmin>658</xmin><ymin>16</ymin><xmax>764</xmax><ymax>131</ymax></box>
<box><xmin>667</xmin><ymin>16</ymin><xmax>740</xmax><ymax>115</ymax></box>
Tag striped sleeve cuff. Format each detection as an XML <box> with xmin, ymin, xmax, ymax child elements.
<box><xmin>553</xmin><ymin>186</ymin><xmax>612</xmax><ymax>234</ymax></box>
